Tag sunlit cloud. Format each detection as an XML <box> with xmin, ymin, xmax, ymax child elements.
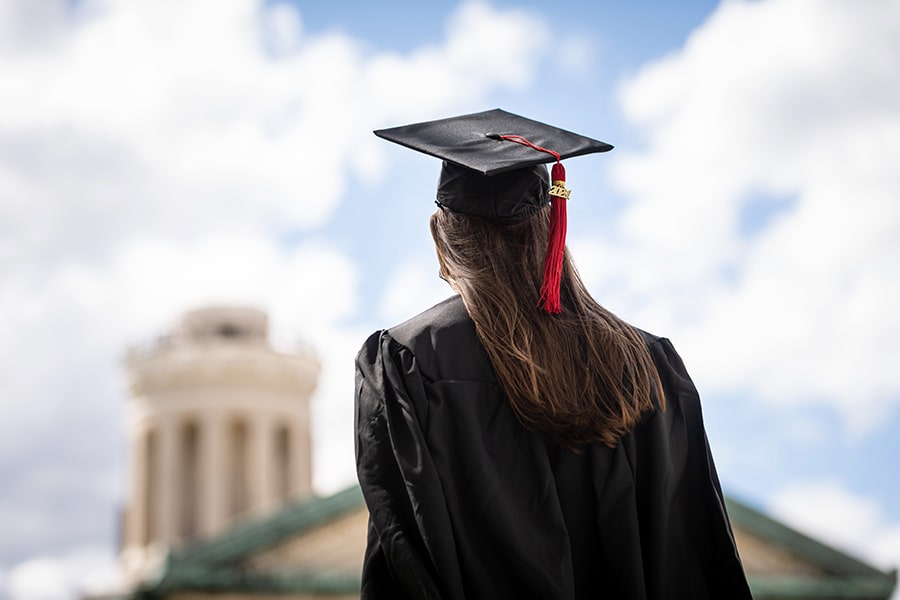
<box><xmin>0</xmin><ymin>0</ymin><xmax>550</xmax><ymax>275</ymax></box>
<box><xmin>0</xmin><ymin>0</ymin><xmax>553</xmax><ymax>595</ymax></box>
<box><xmin>771</xmin><ymin>480</ymin><xmax>900</xmax><ymax>574</ymax></box>
<box><xmin>377</xmin><ymin>258</ymin><xmax>453</xmax><ymax>326</ymax></box>
<box><xmin>4</xmin><ymin>547</ymin><xmax>123</xmax><ymax>600</ymax></box>
<box><xmin>574</xmin><ymin>0</ymin><xmax>900</xmax><ymax>432</ymax></box>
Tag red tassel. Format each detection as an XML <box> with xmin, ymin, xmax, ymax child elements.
<box><xmin>539</xmin><ymin>162</ymin><xmax>567</xmax><ymax>314</ymax></box>
<box><xmin>493</xmin><ymin>135</ymin><xmax>568</xmax><ymax>314</ymax></box>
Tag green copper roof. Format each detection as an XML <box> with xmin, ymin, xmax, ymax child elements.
<box><xmin>133</xmin><ymin>485</ymin><xmax>365</xmax><ymax>598</ymax></box>
<box><xmin>726</xmin><ymin>496</ymin><xmax>897</xmax><ymax>600</ymax></box>
<box><xmin>746</xmin><ymin>575</ymin><xmax>898</xmax><ymax>599</ymax></box>
<box><xmin>172</xmin><ymin>485</ymin><xmax>364</xmax><ymax>565</ymax></box>
<box><xmin>134</xmin><ymin>487</ymin><xmax>897</xmax><ymax>599</ymax></box>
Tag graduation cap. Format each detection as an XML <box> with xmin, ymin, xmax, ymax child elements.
<box><xmin>374</xmin><ymin>108</ymin><xmax>613</xmax><ymax>314</ymax></box>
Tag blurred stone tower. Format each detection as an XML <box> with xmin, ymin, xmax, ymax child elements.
<box><xmin>119</xmin><ymin>306</ymin><xmax>320</xmax><ymax>582</ymax></box>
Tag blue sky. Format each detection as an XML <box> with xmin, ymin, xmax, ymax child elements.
<box><xmin>0</xmin><ymin>0</ymin><xmax>899</xmax><ymax>597</ymax></box>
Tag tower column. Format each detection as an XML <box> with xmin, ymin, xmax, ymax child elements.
<box><xmin>291</xmin><ymin>414</ymin><xmax>313</xmax><ymax>499</ymax></box>
<box><xmin>199</xmin><ymin>412</ymin><xmax>228</xmax><ymax>536</ymax></box>
<box><xmin>153</xmin><ymin>414</ymin><xmax>179</xmax><ymax>545</ymax></box>
<box><xmin>249</xmin><ymin>413</ymin><xmax>275</xmax><ymax>515</ymax></box>
<box><xmin>126</xmin><ymin>424</ymin><xmax>150</xmax><ymax>548</ymax></box>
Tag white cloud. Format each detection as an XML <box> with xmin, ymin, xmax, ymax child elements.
<box><xmin>576</xmin><ymin>0</ymin><xmax>900</xmax><ymax>430</ymax></box>
<box><xmin>770</xmin><ymin>481</ymin><xmax>900</xmax><ymax>577</ymax></box>
<box><xmin>0</xmin><ymin>0</ymin><xmax>550</xmax><ymax>277</ymax></box>
<box><xmin>362</xmin><ymin>2</ymin><xmax>547</xmax><ymax>124</ymax></box>
<box><xmin>3</xmin><ymin>548</ymin><xmax>123</xmax><ymax>600</ymax></box>
<box><xmin>377</xmin><ymin>258</ymin><xmax>455</xmax><ymax>326</ymax></box>
<box><xmin>0</xmin><ymin>0</ymin><xmax>554</xmax><ymax>583</ymax></box>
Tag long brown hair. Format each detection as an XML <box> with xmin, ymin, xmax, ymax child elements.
<box><xmin>430</xmin><ymin>206</ymin><xmax>664</xmax><ymax>448</ymax></box>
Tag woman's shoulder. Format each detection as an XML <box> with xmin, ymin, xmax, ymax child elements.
<box><xmin>387</xmin><ymin>295</ymin><xmax>472</xmax><ymax>347</ymax></box>
<box><xmin>634</xmin><ymin>326</ymin><xmax>663</xmax><ymax>347</ymax></box>
<box><xmin>362</xmin><ymin>295</ymin><xmax>495</xmax><ymax>383</ymax></box>
<box><xmin>634</xmin><ymin>327</ymin><xmax>681</xmax><ymax>366</ymax></box>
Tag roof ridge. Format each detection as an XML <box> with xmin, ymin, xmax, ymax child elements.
<box><xmin>172</xmin><ymin>485</ymin><xmax>364</xmax><ymax>565</ymax></box>
<box><xmin>725</xmin><ymin>496</ymin><xmax>895</xmax><ymax>580</ymax></box>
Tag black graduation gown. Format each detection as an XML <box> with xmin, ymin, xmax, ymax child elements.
<box><xmin>355</xmin><ymin>295</ymin><xmax>752</xmax><ymax>600</ymax></box>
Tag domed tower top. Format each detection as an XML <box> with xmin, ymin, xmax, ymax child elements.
<box><xmin>174</xmin><ymin>306</ymin><xmax>268</xmax><ymax>344</ymax></box>
<box><xmin>121</xmin><ymin>306</ymin><xmax>320</xmax><ymax>583</ymax></box>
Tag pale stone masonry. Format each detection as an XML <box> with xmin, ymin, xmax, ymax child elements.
<box><xmin>120</xmin><ymin>307</ymin><xmax>320</xmax><ymax>584</ymax></box>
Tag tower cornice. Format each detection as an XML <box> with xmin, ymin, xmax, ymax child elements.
<box><xmin>126</xmin><ymin>344</ymin><xmax>320</xmax><ymax>396</ymax></box>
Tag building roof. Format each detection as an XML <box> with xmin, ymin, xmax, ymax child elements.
<box><xmin>132</xmin><ymin>486</ymin><xmax>365</xmax><ymax>598</ymax></box>
<box><xmin>726</xmin><ymin>496</ymin><xmax>897</xmax><ymax>599</ymax></box>
<box><xmin>133</xmin><ymin>487</ymin><xmax>897</xmax><ymax>600</ymax></box>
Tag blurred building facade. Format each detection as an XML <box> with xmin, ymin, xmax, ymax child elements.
<box><xmin>119</xmin><ymin>306</ymin><xmax>896</xmax><ymax>600</ymax></box>
<box><xmin>121</xmin><ymin>307</ymin><xmax>320</xmax><ymax>583</ymax></box>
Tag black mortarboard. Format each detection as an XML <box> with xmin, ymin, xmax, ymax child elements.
<box><xmin>374</xmin><ymin>108</ymin><xmax>612</xmax><ymax>224</ymax></box>
<box><xmin>374</xmin><ymin>108</ymin><xmax>613</xmax><ymax>313</ymax></box>
<box><xmin>374</xmin><ymin>108</ymin><xmax>612</xmax><ymax>176</ymax></box>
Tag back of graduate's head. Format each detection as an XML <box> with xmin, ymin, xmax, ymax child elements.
<box><xmin>429</xmin><ymin>201</ymin><xmax>663</xmax><ymax>449</ymax></box>
<box><xmin>379</xmin><ymin>109</ymin><xmax>663</xmax><ymax>448</ymax></box>
<box><xmin>429</xmin><ymin>194</ymin><xmax>551</xmax><ymax>305</ymax></box>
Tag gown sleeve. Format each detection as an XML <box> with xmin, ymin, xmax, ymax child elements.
<box><xmin>354</xmin><ymin>330</ymin><xmax>465</xmax><ymax>600</ymax></box>
<box><xmin>633</xmin><ymin>336</ymin><xmax>752</xmax><ymax>599</ymax></box>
